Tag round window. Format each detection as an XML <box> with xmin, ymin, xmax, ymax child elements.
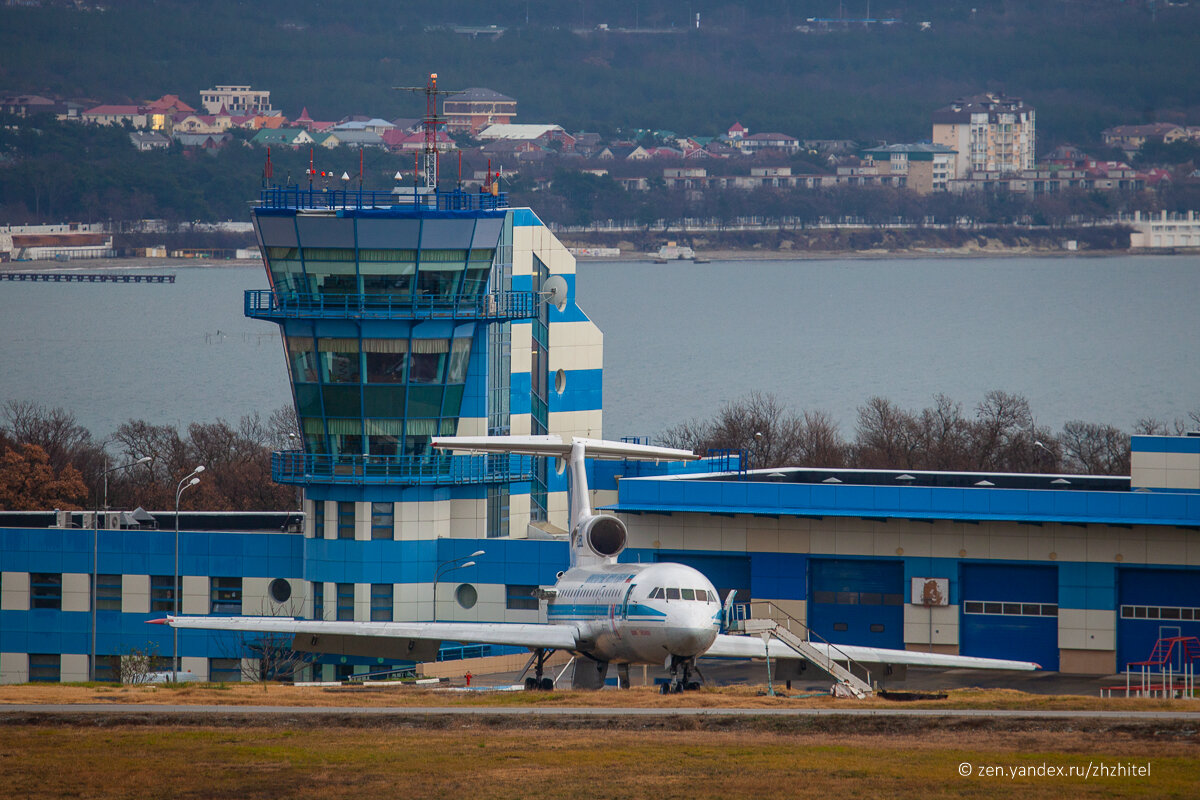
<box><xmin>455</xmin><ymin>583</ymin><xmax>478</xmax><ymax>609</ymax></box>
<box><xmin>554</xmin><ymin>368</ymin><xmax>566</xmax><ymax>394</ymax></box>
<box><xmin>268</xmin><ymin>578</ymin><xmax>292</xmax><ymax>604</ymax></box>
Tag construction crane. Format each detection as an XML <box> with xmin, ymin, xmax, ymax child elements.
<box><xmin>394</xmin><ymin>73</ymin><xmax>462</xmax><ymax>191</ymax></box>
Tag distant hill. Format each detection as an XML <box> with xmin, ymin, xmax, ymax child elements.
<box><xmin>3</xmin><ymin>0</ymin><xmax>1199</xmax><ymax>145</ymax></box>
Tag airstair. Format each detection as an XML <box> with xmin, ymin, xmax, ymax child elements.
<box><xmin>728</xmin><ymin>602</ymin><xmax>874</xmax><ymax>698</ymax></box>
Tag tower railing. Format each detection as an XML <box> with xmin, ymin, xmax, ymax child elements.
<box><xmin>256</xmin><ymin>186</ymin><xmax>508</xmax><ymax>212</ymax></box>
<box><xmin>272</xmin><ymin>450</ymin><xmax>535</xmax><ymax>486</ymax></box>
<box><xmin>244</xmin><ymin>289</ymin><xmax>539</xmax><ymax>322</ymax></box>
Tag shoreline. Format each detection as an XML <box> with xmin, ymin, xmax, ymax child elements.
<box><xmin>1</xmin><ymin>248</ymin><xmax>1182</xmax><ymax>273</ymax></box>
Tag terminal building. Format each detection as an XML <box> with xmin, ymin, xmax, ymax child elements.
<box><xmin>2</xmin><ymin>185</ymin><xmax>1199</xmax><ymax>683</ymax></box>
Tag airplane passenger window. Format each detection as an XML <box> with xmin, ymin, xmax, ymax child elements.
<box><xmin>681</xmin><ymin>589</ymin><xmax>695</xmax><ymax>601</ymax></box>
<box><xmin>666</xmin><ymin>588</ymin><xmax>680</xmax><ymax>600</ymax></box>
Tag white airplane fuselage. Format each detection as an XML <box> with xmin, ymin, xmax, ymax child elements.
<box><xmin>548</xmin><ymin>562</ymin><xmax>721</xmax><ymax>664</ymax></box>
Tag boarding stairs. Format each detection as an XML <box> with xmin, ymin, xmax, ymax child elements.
<box><xmin>1105</xmin><ymin>636</ymin><xmax>1200</xmax><ymax>699</ymax></box>
<box><xmin>729</xmin><ymin>601</ymin><xmax>874</xmax><ymax>698</ymax></box>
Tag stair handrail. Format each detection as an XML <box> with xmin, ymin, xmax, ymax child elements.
<box><xmin>733</xmin><ymin>599</ymin><xmax>873</xmax><ymax>689</ymax></box>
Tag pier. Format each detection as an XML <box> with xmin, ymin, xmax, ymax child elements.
<box><xmin>0</xmin><ymin>272</ymin><xmax>174</xmax><ymax>283</ymax></box>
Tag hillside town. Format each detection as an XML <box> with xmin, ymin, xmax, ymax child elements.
<box><xmin>3</xmin><ymin>82</ymin><xmax>1200</xmax><ymax>256</ymax></box>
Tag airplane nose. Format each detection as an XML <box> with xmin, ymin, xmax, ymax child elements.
<box><xmin>665</xmin><ymin>616</ymin><xmax>718</xmax><ymax>655</ymax></box>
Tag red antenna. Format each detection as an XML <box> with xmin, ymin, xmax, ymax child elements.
<box><xmin>308</xmin><ymin>148</ymin><xmax>315</xmax><ymax>191</ymax></box>
<box><xmin>264</xmin><ymin>146</ymin><xmax>273</xmax><ymax>184</ymax></box>
<box><xmin>394</xmin><ymin>72</ymin><xmax>463</xmax><ymax>191</ymax></box>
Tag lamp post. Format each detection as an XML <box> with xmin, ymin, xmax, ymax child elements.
<box><xmin>432</xmin><ymin>550</ymin><xmax>484</xmax><ymax>622</ymax></box>
<box><xmin>91</xmin><ymin>455</ymin><xmax>150</xmax><ymax>682</ymax></box>
<box><xmin>173</xmin><ymin>465</ymin><xmax>204</xmax><ymax>681</ymax></box>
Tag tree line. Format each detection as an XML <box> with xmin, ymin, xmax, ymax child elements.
<box><xmin>0</xmin><ymin>401</ymin><xmax>298</xmax><ymax>512</ymax></box>
<box><xmin>660</xmin><ymin>391</ymin><xmax>1200</xmax><ymax>475</ymax></box>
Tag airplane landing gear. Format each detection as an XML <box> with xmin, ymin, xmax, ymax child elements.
<box><xmin>523</xmin><ymin>648</ymin><xmax>555</xmax><ymax>691</ymax></box>
<box><xmin>661</xmin><ymin>655</ymin><xmax>701</xmax><ymax>693</ymax></box>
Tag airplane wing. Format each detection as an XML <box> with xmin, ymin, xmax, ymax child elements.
<box><xmin>155</xmin><ymin>616</ymin><xmax>581</xmax><ymax>662</ymax></box>
<box><xmin>703</xmin><ymin>633</ymin><xmax>1040</xmax><ymax>671</ymax></box>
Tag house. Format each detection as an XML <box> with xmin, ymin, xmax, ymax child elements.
<box><xmin>332</xmin><ymin>118</ymin><xmax>396</xmax><ymax>135</ymax></box>
<box><xmin>860</xmin><ymin>143</ymin><xmax>957</xmax><ymax>193</ymax></box>
<box><xmin>81</xmin><ymin>104</ymin><xmax>149</xmax><ymax>128</ymax></box>
<box><xmin>1101</xmin><ymin>123</ymin><xmax>1188</xmax><ymax>152</ymax></box>
<box><xmin>381</xmin><ymin>129</ymin><xmax>455</xmax><ymax>153</ymax></box>
<box><xmin>726</xmin><ymin>121</ymin><xmax>748</xmax><ymax>140</ymax></box>
<box><xmin>129</xmin><ymin>131</ymin><xmax>171</xmax><ymax>151</ymax></box>
<box><xmin>0</xmin><ymin>94</ymin><xmax>61</xmax><ymax>117</ymax></box>
<box><xmin>738</xmin><ymin>132</ymin><xmax>801</xmax><ymax>155</ymax></box>
<box><xmin>173</xmin><ymin>132</ymin><xmax>232</xmax><ymax>149</ymax></box>
<box><xmin>145</xmin><ymin>95</ymin><xmax>195</xmax><ymax>115</ymax></box>
<box><xmin>199</xmin><ymin>85</ymin><xmax>273</xmax><ymax>115</ymax></box>
<box><xmin>443</xmin><ymin>87</ymin><xmax>517</xmax><ymax>134</ymax></box>
<box><xmin>477</xmin><ymin>123</ymin><xmax>575</xmax><ymax>152</ymax></box>
<box><xmin>324</xmin><ymin>129</ymin><xmax>385</xmax><ymax>149</ymax></box>
<box><xmin>250</xmin><ymin>128</ymin><xmax>315</xmax><ymax>148</ymax></box>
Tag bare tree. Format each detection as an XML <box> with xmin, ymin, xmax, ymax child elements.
<box><xmin>1060</xmin><ymin>421</ymin><xmax>1131</xmax><ymax>475</ymax></box>
<box><xmin>852</xmin><ymin>396</ymin><xmax>922</xmax><ymax>469</ymax></box>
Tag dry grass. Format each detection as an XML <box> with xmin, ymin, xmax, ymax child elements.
<box><xmin>0</xmin><ymin>681</ymin><xmax>1194</xmax><ymax>711</ymax></box>
<box><xmin>1</xmin><ymin>724</ymin><xmax>1195</xmax><ymax>799</ymax></box>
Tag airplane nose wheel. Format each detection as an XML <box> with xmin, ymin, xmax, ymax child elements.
<box><xmin>662</xmin><ymin>656</ymin><xmax>701</xmax><ymax>693</ymax></box>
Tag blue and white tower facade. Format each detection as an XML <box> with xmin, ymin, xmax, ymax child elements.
<box><xmin>246</xmin><ymin>186</ymin><xmax>603</xmax><ymax>629</ymax></box>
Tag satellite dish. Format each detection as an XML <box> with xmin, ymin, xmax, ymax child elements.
<box><xmin>541</xmin><ymin>274</ymin><xmax>568</xmax><ymax>311</ymax></box>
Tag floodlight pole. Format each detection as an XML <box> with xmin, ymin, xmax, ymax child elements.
<box><xmin>173</xmin><ymin>466</ymin><xmax>205</xmax><ymax>681</ymax></box>
<box><xmin>432</xmin><ymin>550</ymin><xmax>484</xmax><ymax>622</ymax></box>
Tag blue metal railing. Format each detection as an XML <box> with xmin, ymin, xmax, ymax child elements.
<box><xmin>257</xmin><ymin>186</ymin><xmax>508</xmax><ymax>212</ymax></box>
<box><xmin>244</xmin><ymin>289</ymin><xmax>538</xmax><ymax>322</ymax></box>
<box><xmin>272</xmin><ymin>450</ymin><xmax>535</xmax><ymax>486</ymax></box>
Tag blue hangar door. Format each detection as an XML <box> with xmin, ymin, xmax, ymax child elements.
<box><xmin>960</xmin><ymin>563</ymin><xmax>1059</xmax><ymax>671</ymax></box>
<box><xmin>807</xmin><ymin>559</ymin><xmax>904</xmax><ymax>648</ymax></box>
<box><xmin>1117</xmin><ymin>568</ymin><xmax>1200</xmax><ymax>671</ymax></box>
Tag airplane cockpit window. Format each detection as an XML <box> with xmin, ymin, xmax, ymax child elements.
<box><xmin>681</xmin><ymin>588</ymin><xmax>695</xmax><ymax>601</ymax></box>
<box><xmin>698</xmin><ymin>590</ymin><xmax>715</xmax><ymax>602</ymax></box>
<box><xmin>665</xmin><ymin>588</ymin><xmax>680</xmax><ymax>600</ymax></box>
<box><xmin>649</xmin><ymin>588</ymin><xmax>664</xmax><ymax>599</ymax></box>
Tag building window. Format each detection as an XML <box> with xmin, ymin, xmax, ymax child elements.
<box><xmin>371</xmin><ymin>584</ymin><xmax>393</xmax><ymax>621</ymax></box>
<box><xmin>506</xmin><ymin>585</ymin><xmax>539</xmax><ymax>611</ymax></box>
<box><xmin>371</xmin><ymin>502</ymin><xmax>394</xmax><ymax>540</ymax></box>
<box><xmin>312</xmin><ymin>582</ymin><xmax>325</xmax><ymax>620</ymax></box>
<box><xmin>211</xmin><ymin>577</ymin><xmax>242</xmax><ymax>615</ymax></box>
<box><xmin>963</xmin><ymin>601</ymin><xmax>1057</xmax><ymax>617</ymax></box>
<box><xmin>455</xmin><ymin>583</ymin><xmax>478</xmax><ymax>609</ymax></box>
<box><xmin>151</xmin><ymin>575</ymin><xmax>176</xmax><ymax>612</ymax></box>
<box><xmin>30</xmin><ymin>573</ymin><xmax>62</xmax><ymax>610</ymax></box>
<box><xmin>486</xmin><ymin>485</ymin><xmax>509</xmax><ymax>538</ymax></box>
<box><xmin>1121</xmin><ymin>605</ymin><xmax>1198</xmax><ymax>620</ymax></box>
<box><xmin>336</xmin><ymin>583</ymin><xmax>355</xmax><ymax>621</ymax></box>
<box><xmin>29</xmin><ymin>653</ymin><xmax>61</xmax><ymax>682</ymax></box>
<box><xmin>313</xmin><ymin>500</ymin><xmax>325</xmax><ymax>538</ymax></box>
<box><xmin>337</xmin><ymin>501</ymin><xmax>355</xmax><ymax>539</ymax></box>
<box><xmin>96</xmin><ymin>574</ymin><xmax>122</xmax><ymax>611</ymax></box>
<box><xmin>210</xmin><ymin>658</ymin><xmax>242</xmax><ymax>683</ymax></box>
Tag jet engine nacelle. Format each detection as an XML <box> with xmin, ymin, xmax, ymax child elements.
<box><xmin>576</xmin><ymin>514</ymin><xmax>628</xmax><ymax>559</ymax></box>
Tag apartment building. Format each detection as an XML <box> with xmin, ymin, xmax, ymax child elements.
<box><xmin>932</xmin><ymin>93</ymin><xmax>1036</xmax><ymax>178</ymax></box>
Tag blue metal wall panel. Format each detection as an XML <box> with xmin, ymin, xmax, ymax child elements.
<box><xmin>960</xmin><ymin>563</ymin><xmax>1059</xmax><ymax>670</ymax></box>
<box><xmin>807</xmin><ymin>558</ymin><xmax>905</xmax><ymax>649</ymax></box>
<box><xmin>1132</xmin><ymin>435</ymin><xmax>1200</xmax><ymax>454</ymax></box>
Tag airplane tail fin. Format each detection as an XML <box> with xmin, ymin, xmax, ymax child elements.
<box><xmin>432</xmin><ymin>435</ymin><xmax>698</xmax><ymax>565</ymax></box>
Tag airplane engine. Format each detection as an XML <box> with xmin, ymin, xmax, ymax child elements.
<box><xmin>577</xmin><ymin>514</ymin><xmax>627</xmax><ymax>558</ymax></box>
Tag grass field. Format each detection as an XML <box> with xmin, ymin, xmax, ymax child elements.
<box><xmin>3</xmin><ymin>684</ymin><xmax>1198</xmax><ymax>799</ymax></box>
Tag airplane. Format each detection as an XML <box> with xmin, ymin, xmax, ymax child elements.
<box><xmin>155</xmin><ymin>435</ymin><xmax>1040</xmax><ymax>694</ymax></box>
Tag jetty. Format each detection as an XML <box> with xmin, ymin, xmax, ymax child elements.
<box><xmin>0</xmin><ymin>272</ymin><xmax>174</xmax><ymax>283</ymax></box>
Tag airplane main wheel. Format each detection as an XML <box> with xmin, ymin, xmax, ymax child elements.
<box><xmin>524</xmin><ymin>677</ymin><xmax>537</xmax><ymax>691</ymax></box>
<box><xmin>539</xmin><ymin>677</ymin><xmax>554</xmax><ymax>691</ymax></box>
<box><xmin>685</xmin><ymin>681</ymin><xmax>701</xmax><ymax>692</ymax></box>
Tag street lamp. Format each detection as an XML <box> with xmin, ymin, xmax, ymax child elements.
<box><xmin>173</xmin><ymin>465</ymin><xmax>204</xmax><ymax>681</ymax></box>
<box><xmin>432</xmin><ymin>550</ymin><xmax>484</xmax><ymax>622</ymax></box>
<box><xmin>91</xmin><ymin>455</ymin><xmax>150</xmax><ymax>682</ymax></box>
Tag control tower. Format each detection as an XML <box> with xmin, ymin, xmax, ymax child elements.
<box><xmin>245</xmin><ymin>182</ymin><xmax>602</xmax><ymax>639</ymax></box>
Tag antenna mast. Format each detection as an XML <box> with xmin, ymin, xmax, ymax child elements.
<box><xmin>394</xmin><ymin>73</ymin><xmax>463</xmax><ymax>191</ymax></box>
